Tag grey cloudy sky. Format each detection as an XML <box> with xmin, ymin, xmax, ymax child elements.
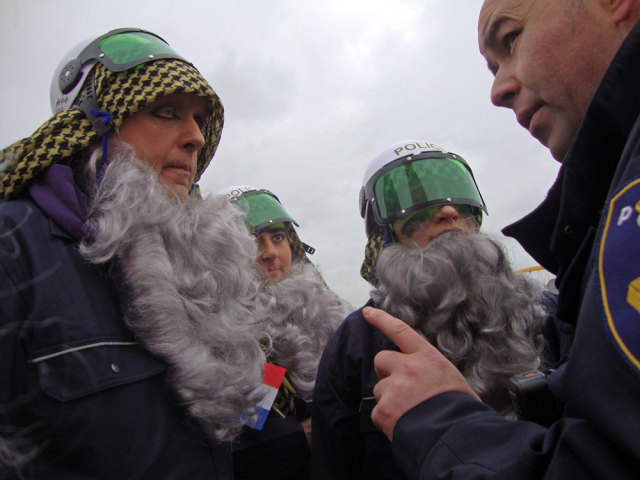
<box><xmin>0</xmin><ymin>0</ymin><xmax>560</xmax><ymax>306</ymax></box>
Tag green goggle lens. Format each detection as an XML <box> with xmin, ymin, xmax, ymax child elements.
<box><xmin>77</xmin><ymin>29</ymin><xmax>186</xmax><ymax>73</ymax></box>
<box><xmin>98</xmin><ymin>32</ymin><xmax>182</xmax><ymax>69</ymax></box>
<box><xmin>233</xmin><ymin>192</ymin><xmax>296</xmax><ymax>232</ymax></box>
<box><xmin>371</xmin><ymin>156</ymin><xmax>485</xmax><ymax>223</ymax></box>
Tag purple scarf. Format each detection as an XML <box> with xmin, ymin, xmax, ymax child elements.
<box><xmin>28</xmin><ymin>164</ymin><xmax>88</xmax><ymax>241</ymax></box>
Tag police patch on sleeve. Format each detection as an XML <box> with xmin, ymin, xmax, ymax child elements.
<box><xmin>599</xmin><ymin>178</ymin><xmax>640</xmax><ymax>372</ymax></box>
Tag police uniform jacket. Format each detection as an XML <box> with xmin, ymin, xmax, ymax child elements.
<box><xmin>0</xmin><ymin>167</ymin><xmax>232</xmax><ymax>479</ymax></box>
<box><xmin>311</xmin><ymin>301</ymin><xmax>403</xmax><ymax>480</ymax></box>
<box><xmin>388</xmin><ymin>20</ymin><xmax>640</xmax><ymax>480</ymax></box>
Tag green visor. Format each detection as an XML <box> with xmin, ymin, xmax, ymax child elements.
<box><xmin>364</xmin><ymin>152</ymin><xmax>487</xmax><ymax>226</ymax></box>
<box><xmin>231</xmin><ymin>190</ymin><xmax>298</xmax><ymax>233</ymax></box>
<box><xmin>59</xmin><ymin>28</ymin><xmax>186</xmax><ymax>94</ymax></box>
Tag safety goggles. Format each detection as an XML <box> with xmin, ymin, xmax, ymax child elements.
<box><xmin>58</xmin><ymin>28</ymin><xmax>186</xmax><ymax>94</ymax></box>
<box><xmin>361</xmin><ymin>152</ymin><xmax>486</xmax><ymax>226</ymax></box>
<box><xmin>229</xmin><ymin>190</ymin><xmax>298</xmax><ymax>233</ymax></box>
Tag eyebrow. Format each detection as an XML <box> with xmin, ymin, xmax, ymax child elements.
<box><xmin>481</xmin><ymin>16</ymin><xmax>509</xmax><ymax>75</ymax></box>
<box><xmin>260</xmin><ymin>227</ymin><xmax>286</xmax><ymax>234</ymax></box>
<box><xmin>482</xmin><ymin>16</ymin><xmax>508</xmax><ymax>52</ymax></box>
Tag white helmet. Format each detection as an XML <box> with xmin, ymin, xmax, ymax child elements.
<box><xmin>359</xmin><ymin>139</ymin><xmax>487</xmax><ymax>237</ymax></box>
<box><xmin>49</xmin><ymin>28</ymin><xmax>186</xmax><ymax>133</ymax></box>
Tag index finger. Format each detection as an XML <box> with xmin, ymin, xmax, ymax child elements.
<box><xmin>363</xmin><ymin>307</ymin><xmax>428</xmax><ymax>354</ymax></box>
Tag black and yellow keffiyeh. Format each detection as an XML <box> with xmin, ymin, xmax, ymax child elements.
<box><xmin>0</xmin><ymin>59</ymin><xmax>223</xmax><ymax>201</ymax></box>
<box><xmin>285</xmin><ymin>223</ymin><xmax>312</xmax><ymax>265</ymax></box>
<box><xmin>360</xmin><ymin>227</ymin><xmax>386</xmax><ymax>287</ymax></box>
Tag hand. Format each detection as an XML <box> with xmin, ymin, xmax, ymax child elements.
<box><xmin>363</xmin><ymin>307</ymin><xmax>481</xmax><ymax>441</ymax></box>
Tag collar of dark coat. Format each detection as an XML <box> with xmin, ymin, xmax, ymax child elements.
<box><xmin>503</xmin><ymin>20</ymin><xmax>640</xmax><ymax>279</ymax></box>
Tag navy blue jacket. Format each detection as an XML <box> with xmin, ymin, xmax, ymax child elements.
<box><xmin>233</xmin><ymin>416</ymin><xmax>310</xmax><ymax>479</ymax></box>
<box><xmin>311</xmin><ymin>301</ymin><xmax>403</xmax><ymax>480</ymax></box>
<box><xmin>388</xmin><ymin>21</ymin><xmax>640</xmax><ymax>480</ymax></box>
<box><xmin>0</xmin><ymin>199</ymin><xmax>232</xmax><ymax>479</ymax></box>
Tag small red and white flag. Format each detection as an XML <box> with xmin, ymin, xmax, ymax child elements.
<box><xmin>244</xmin><ymin>363</ymin><xmax>286</xmax><ymax>430</ymax></box>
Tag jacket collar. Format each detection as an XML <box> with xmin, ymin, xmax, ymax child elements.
<box><xmin>503</xmin><ymin>20</ymin><xmax>640</xmax><ymax>277</ymax></box>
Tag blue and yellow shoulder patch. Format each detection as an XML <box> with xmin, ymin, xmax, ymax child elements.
<box><xmin>599</xmin><ymin>178</ymin><xmax>640</xmax><ymax>372</ymax></box>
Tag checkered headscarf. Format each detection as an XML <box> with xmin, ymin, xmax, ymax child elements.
<box><xmin>285</xmin><ymin>223</ymin><xmax>313</xmax><ymax>265</ymax></box>
<box><xmin>360</xmin><ymin>226</ymin><xmax>386</xmax><ymax>287</ymax></box>
<box><xmin>0</xmin><ymin>59</ymin><xmax>223</xmax><ymax>201</ymax></box>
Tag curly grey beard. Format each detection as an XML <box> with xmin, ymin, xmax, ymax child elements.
<box><xmin>255</xmin><ymin>263</ymin><xmax>353</xmax><ymax>399</ymax></box>
<box><xmin>78</xmin><ymin>144</ymin><xmax>268</xmax><ymax>442</ymax></box>
<box><xmin>371</xmin><ymin>231</ymin><xmax>547</xmax><ymax>419</ymax></box>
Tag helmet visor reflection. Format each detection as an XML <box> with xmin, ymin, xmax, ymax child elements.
<box><xmin>368</xmin><ymin>154</ymin><xmax>486</xmax><ymax>225</ymax></box>
<box><xmin>233</xmin><ymin>191</ymin><xmax>297</xmax><ymax>232</ymax></box>
<box><xmin>79</xmin><ymin>28</ymin><xmax>186</xmax><ymax>72</ymax></box>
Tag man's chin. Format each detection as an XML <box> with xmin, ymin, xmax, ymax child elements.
<box><xmin>542</xmin><ymin>126</ymin><xmax>576</xmax><ymax>163</ymax></box>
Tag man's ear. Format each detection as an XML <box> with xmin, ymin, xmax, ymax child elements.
<box><xmin>605</xmin><ymin>0</ymin><xmax>635</xmax><ymax>24</ymax></box>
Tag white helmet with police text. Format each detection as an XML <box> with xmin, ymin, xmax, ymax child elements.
<box><xmin>359</xmin><ymin>139</ymin><xmax>487</xmax><ymax>238</ymax></box>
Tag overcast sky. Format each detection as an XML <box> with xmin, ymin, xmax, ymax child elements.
<box><xmin>0</xmin><ymin>0</ymin><xmax>560</xmax><ymax>306</ymax></box>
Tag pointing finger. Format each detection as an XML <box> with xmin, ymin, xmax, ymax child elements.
<box><xmin>363</xmin><ymin>307</ymin><xmax>429</xmax><ymax>354</ymax></box>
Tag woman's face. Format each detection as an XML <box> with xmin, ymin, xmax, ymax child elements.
<box><xmin>116</xmin><ymin>92</ymin><xmax>209</xmax><ymax>202</ymax></box>
<box><xmin>255</xmin><ymin>224</ymin><xmax>292</xmax><ymax>283</ymax></box>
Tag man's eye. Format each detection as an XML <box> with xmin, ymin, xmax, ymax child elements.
<box><xmin>504</xmin><ymin>31</ymin><xmax>520</xmax><ymax>52</ymax></box>
<box><xmin>273</xmin><ymin>233</ymin><xmax>285</xmax><ymax>242</ymax></box>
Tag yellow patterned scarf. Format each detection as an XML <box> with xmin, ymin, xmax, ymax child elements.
<box><xmin>286</xmin><ymin>223</ymin><xmax>311</xmax><ymax>265</ymax></box>
<box><xmin>360</xmin><ymin>227</ymin><xmax>386</xmax><ymax>287</ymax></box>
<box><xmin>0</xmin><ymin>59</ymin><xmax>223</xmax><ymax>201</ymax></box>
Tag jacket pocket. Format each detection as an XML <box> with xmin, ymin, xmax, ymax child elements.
<box><xmin>31</xmin><ymin>342</ymin><xmax>167</xmax><ymax>402</ymax></box>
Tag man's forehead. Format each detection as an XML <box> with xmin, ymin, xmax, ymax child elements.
<box><xmin>478</xmin><ymin>0</ymin><xmax>528</xmax><ymax>69</ymax></box>
<box><xmin>478</xmin><ymin>0</ymin><xmax>528</xmax><ymax>42</ymax></box>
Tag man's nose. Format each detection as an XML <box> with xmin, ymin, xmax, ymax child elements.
<box><xmin>433</xmin><ymin>205</ymin><xmax>460</xmax><ymax>224</ymax></box>
<box><xmin>490</xmin><ymin>67</ymin><xmax>519</xmax><ymax>109</ymax></box>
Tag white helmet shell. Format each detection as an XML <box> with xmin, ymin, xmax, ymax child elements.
<box><xmin>49</xmin><ymin>35</ymin><xmax>98</xmax><ymax>114</ymax></box>
<box><xmin>218</xmin><ymin>185</ymin><xmax>260</xmax><ymax>202</ymax></box>
<box><xmin>362</xmin><ymin>139</ymin><xmax>446</xmax><ymax>186</ymax></box>
<box><xmin>359</xmin><ymin>139</ymin><xmax>486</xmax><ymax>237</ymax></box>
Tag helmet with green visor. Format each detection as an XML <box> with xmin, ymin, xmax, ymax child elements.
<box><xmin>221</xmin><ymin>185</ymin><xmax>299</xmax><ymax>233</ymax></box>
<box><xmin>359</xmin><ymin>140</ymin><xmax>487</xmax><ymax>285</ymax></box>
<box><xmin>50</xmin><ymin>28</ymin><xmax>187</xmax><ymax>132</ymax></box>
<box><xmin>360</xmin><ymin>140</ymin><xmax>487</xmax><ymax>238</ymax></box>
<box><xmin>0</xmin><ymin>27</ymin><xmax>223</xmax><ymax>201</ymax></box>
<box><xmin>220</xmin><ymin>185</ymin><xmax>315</xmax><ymax>262</ymax></box>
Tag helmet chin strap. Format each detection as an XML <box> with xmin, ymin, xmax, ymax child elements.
<box><xmin>89</xmin><ymin>109</ymin><xmax>112</xmax><ymax>184</ymax></box>
<box><xmin>384</xmin><ymin>225</ymin><xmax>394</xmax><ymax>246</ymax></box>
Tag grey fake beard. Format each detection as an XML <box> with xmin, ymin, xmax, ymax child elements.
<box><xmin>371</xmin><ymin>231</ymin><xmax>546</xmax><ymax>419</ymax></box>
<box><xmin>255</xmin><ymin>263</ymin><xmax>352</xmax><ymax>399</ymax></box>
<box><xmin>78</xmin><ymin>143</ymin><xmax>267</xmax><ymax>442</ymax></box>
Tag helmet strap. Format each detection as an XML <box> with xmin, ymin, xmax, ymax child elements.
<box><xmin>74</xmin><ymin>70</ymin><xmax>112</xmax><ymax>136</ymax></box>
<box><xmin>383</xmin><ymin>225</ymin><xmax>394</xmax><ymax>246</ymax></box>
<box><xmin>90</xmin><ymin>109</ymin><xmax>112</xmax><ymax>184</ymax></box>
